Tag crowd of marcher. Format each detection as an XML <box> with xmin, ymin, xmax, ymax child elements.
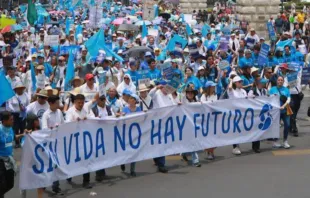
<box><xmin>0</xmin><ymin>0</ymin><xmax>308</xmax><ymax>197</ymax></box>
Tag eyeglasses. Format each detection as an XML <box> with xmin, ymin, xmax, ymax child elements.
<box><xmin>38</xmin><ymin>96</ymin><xmax>47</xmax><ymax>99</ymax></box>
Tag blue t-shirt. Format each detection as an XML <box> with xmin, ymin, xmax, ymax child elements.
<box><xmin>239</xmin><ymin>57</ymin><xmax>253</xmax><ymax>68</ymax></box>
<box><xmin>240</xmin><ymin>75</ymin><xmax>254</xmax><ymax>92</ymax></box>
<box><xmin>269</xmin><ymin>86</ymin><xmax>291</xmax><ymax>113</ymax></box>
<box><xmin>122</xmin><ymin>106</ymin><xmax>142</xmax><ymax>114</ymax></box>
<box><xmin>148</xmin><ymin>68</ymin><xmax>162</xmax><ymax>80</ymax></box>
<box><xmin>0</xmin><ymin>124</ymin><xmax>14</xmax><ymax>157</ymax></box>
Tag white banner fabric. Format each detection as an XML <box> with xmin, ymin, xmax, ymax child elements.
<box><xmin>20</xmin><ymin>96</ymin><xmax>280</xmax><ymax>189</ymax></box>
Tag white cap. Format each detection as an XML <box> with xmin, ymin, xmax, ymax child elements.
<box><xmin>232</xmin><ymin>76</ymin><xmax>243</xmax><ymax>83</ymax></box>
<box><xmin>198</xmin><ymin>66</ymin><xmax>205</xmax><ymax>71</ymax></box>
<box><xmin>105</xmin><ymin>56</ymin><xmax>113</xmax><ymax>61</ymax></box>
<box><xmin>145</xmin><ymin>51</ymin><xmax>152</xmax><ymax>56</ymax></box>
<box><xmin>229</xmin><ymin>71</ymin><xmax>237</xmax><ymax>78</ymax></box>
<box><xmin>183</xmin><ymin>48</ymin><xmax>189</xmax><ymax>53</ymax></box>
<box><xmin>117</xmin><ymin>49</ymin><xmax>123</xmax><ymax>54</ymax></box>
<box><xmin>251</xmin><ymin>67</ymin><xmax>259</xmax><ymax>74</ymax></box>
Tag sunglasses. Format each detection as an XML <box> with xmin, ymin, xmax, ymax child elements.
<box><xmin>88</xmin><ymin>78</ymin><xmax>94</xmax><ymax>81</ymax></box>
<box><xmin>124</xmin><ymin>78</ymin><xmax>130</xmax><ymax>80</ymax></box>
<box><xmin>38</xmin><ymin>96</ymin><xmax>47</xmax><ymax>99</ymax></box>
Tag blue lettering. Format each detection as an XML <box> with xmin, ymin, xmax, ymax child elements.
<box><xmin>74</xmin><ymin>132</ymin><xmax>81</xmax><ymax>163</ymax></box>
<box><xmin>64</xmin><ymin>134</ymin><xmax>73</xmax><ymax>165</ymax></box>
<box><xmin>129</xmin><ymin>123</ymin><xmax>142</xmax><ymax>149</ymax></box>
<box><xmin>193</xmin><ymin>113</ymin><xmax>200</xmax><ymax>138</ymax></box>
<box><xmin>114</xmin><ymin>124</ymin><xmax>126</xmax><ymax>153</ymax></box>
<box><xmin>212</xmin><ymin>111</ymin><xmax>222</xmax><ymax>135</ymax></box>
<box><xmin>164</xmin><ymin>117</ymin><xmax>175</xmax><ymax>144</ymax></box>
<box><xmin>83</xmin><ymin>131</ymin><xmax>93</xmax><ymax>160</ymax></box>
<box><xmin>32</xmin><ymin>143</ymin><xmax>46</xmax><ymax>174</ymax></box>
<box><xmin>176</xmin><ymin>115</ymin><xmax>186</xmax><ymax>141</ymax></box>
<box><xmin>47</xmin><ymin>141</ymin><xmax>59</xmax><ymax>173</ymax></box>
<box><xmin>233</xmin><ymin>109</ymin><xmax>242</xmax><ymax>133</ymax></box>
<box><xmin>243</xmin><ymin>108</ymin><xmax>254</xmax><ymax>131</ymax></box>
<box><xmin>96</xmin><ymin>128</ymin><xmax>105</xmax><ymax>157</ymax></box>
<box><xmin>151</xmin><ymin>119</ymin><xmax>162</xmax><ymax>145</ymax></box>
<box><xmin>202</xmin><ymin>113</ymin><xmax>210</xmax><ymax>137</ymax></box>
<box><xmin>222</xmin><ymin>111</ymin><xmax>232</xmax><ymax>134</ymax></box>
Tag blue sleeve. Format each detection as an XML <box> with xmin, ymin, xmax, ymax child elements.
<box><xmin>0</xmin><ymin>133</ymin><xmax>6</xmax><ymax>144</ymax></box>
<box><xmin>269</xmin><ymin>87</ymin><xmax>277</xmax><ymax>95</ymax></box>
<box><xmin>122</xmin><ymin>107</ymin><xmax>129</xmax><ymax>114</ymax></box>
<box><xmin>196</xmin><ymin>77</ymin><xmax>202</xmax><ymax>89</ymax></box>
<box><xmin>136</xmin><ymin>107</ymin><xmax>142</xmax><ymax>112</ymax></box>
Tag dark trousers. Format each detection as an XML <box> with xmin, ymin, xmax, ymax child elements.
<box><xmin>233</xmin><ymin>144</ymin><xmax>239</xmax><ymax>148</ymax></box>
<box><xmin>12</xmin><ymin>113</ymin><xmax>25</xmax><ymax>145</ymax></box>
<box><xmin>0</xmin><ymin>160</ymin><xmax>14</xmax><ymax>197</ymax></box>
<box><xmin>252</xmin><ymin>141</ymin><xmax>260</xmax><ymax>150</ymax></box>
<box><xmin>290</xmin><ymin>94</ymin><xmax>301</xmax><ymax>133</ymax></box>
<box><xmin>95</xmin><ymin>169</ymin><xmax>106</xmax><ymax>178</ymax></box>
<box><xmin>153</xmin><ymin>157</ymin><xmax>165</xmax><ymax>167</ymax></box>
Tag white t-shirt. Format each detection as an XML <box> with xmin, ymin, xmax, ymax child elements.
<box><xmin>26</xmin><ymin>101</ymin><xmax>50</xmax><ymax>120</ymax></box>
<box><xmin>227</xmin><ymin>88</ymin><xmax>247</xmax><ymax>99</ymax></box>
<box><xmin>201</xmin><ymin>94</ymin><xmax>218</xmax><ymax>102</ymax></box>
<box><xmin>79</xmin><ymin>83</ymin><xmax>99</xmax><ymax>102</ymax></box>
<box><xmin>41</xmin><ymin>109</ymin><xmax>65</xmax><ymax>129</ymax></box>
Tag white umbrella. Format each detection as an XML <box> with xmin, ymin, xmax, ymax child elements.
<box><xmin>134</xmin><ymin>20</ymin><xmax>152</xmax><ymax>26</ymax></box>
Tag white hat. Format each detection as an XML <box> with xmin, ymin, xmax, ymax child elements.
<box><xmin>13</xmin><ymin>81</ymin><xmax>26</xmax><ymax>90</ymax></box>
<box><xmin>198</xmin><ymin>66</ymin><xmax>205</xmax><ymax>71</ymax></box>
<box><xmin>183</xmin><ymin>48</ymin><xmax>189</xmax><ymax>53</ymax></box>
<box><xmin>105</xmin><ymin>56</ymin><xmax>113</xmax><ymax>61</ymax></box>
<box><xmin>145</xmin><ymin>51</ymin><xmax>152</xmax><ymax>56</ymax></box>
<box><xmin>232</xmin><ymin>76</ymin><xmax>243</xmax><ymax>83</ymax></box>
<box><xmin>251</xmin><ymin>67</ymin><xmax>259</xmax><ymax>74</ymax></box>
<box><xmin>117</xmin><ymin>49</ymin><xmax>123</xmax><ymax>54</ymax></box>
<box><xmin>229</xmin><ymin>71</ymin><xmax>237</xmax><ymax>78</ymax></box>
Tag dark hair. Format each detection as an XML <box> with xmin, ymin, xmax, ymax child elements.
<box><xmin>1</xmin><ymin>111</ymin><xmax>12</xmax><ymax>122</ymax></box>
<box><xmin>25</xmin><ymin>113</ymin><xmax>40</xmax><ymax>130</ymax></box>
<box><xmin>47</xmin><ymin>95</ymin><xmax>60</xmax><ymax>104</ymax></box>
<box><xmin>147</xmin><ymin>58</ymin><xmax>155</xmax><ymax>65</ymax></box>
<box><xmin>74</xmin><ymin>94</ymin><xmax>85</xmax><ymax>101</ymax></box>
<box><xmin>185</xmin><ymin>66</ymin><xmax>194</xmax><ymax>73</ymax></box>
<box><xmin>99</xmin><ymin>95</ymin><xmax>106</xmax><ymax>101</ymax></box>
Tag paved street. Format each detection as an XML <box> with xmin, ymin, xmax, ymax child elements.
<box><xmin>7</xmin><ymin>96</ymin><xmax>310</xmax><ymax>198</ymax></box>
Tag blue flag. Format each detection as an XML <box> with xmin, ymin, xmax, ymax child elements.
<box><xmin>30</xmin><ymin>62</ymin><xmax>37</xmax><ymax>92</ymax></box>
<box><xmin>0</xmin><ymin>70</ymin><xmax>15</xmax><ymax>105</ymax></box>
<box><xmin>85</xmin><ymin>29</ymin><xmax>124</xmax><ymax>62</ymax></box>
<box><xmin>202</xmin><ymin>24</ymin><xmax>210</xmax><ymax>37</ymax></box>
<box><xmin>142</xmin><ymin>22</ymin><xmax>148</xmax><ymax>38</ymax></box>
<box><xmin>75</xmin><ymin>25</ymin><xmax>83</xmax><ymax>39</ymax></box>
<box><xmin>65</xmin><ymin>18</ymin><xmax>72</xmax><ymax>36</ymax></box>
<box><xmin>167</xmin><ymin>34</ymin><xmax>187</xmax><ymax>51</ymax></box>
<box><xmin>186</xmin><ymin>24</ymin><xmax>193</xmax><ymax>35</ymax></box>
<box><xmin>276</xmin><ymin>39</ymin><xmax>293</xmax><ymax>51</ymax></box>
<box><xmin>64</xmin><ymin>50</ymin><xmax>75</xmax><ymax>91</ymax></box>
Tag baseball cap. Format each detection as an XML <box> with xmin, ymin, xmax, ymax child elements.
<box><xmin>145</xmin><ymin>51</ymin><xmax>152</xmax><ymax>57</ymax></box>
<box><xmin>232</xmin><ymin>76</ymin><xmax>243</xmax><ymax>83</ymax></box>
<box><xmin>85</xmin><ymin>73</ymin><xmax>94</xmax><ymax>80</ymax></box>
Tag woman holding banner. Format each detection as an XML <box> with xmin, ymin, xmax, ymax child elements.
<box><xmin>180</xmin><ymin>85</ymin><xmax>202</xmax><ymax>167</ymax></box>
<box><xmin>269</xmin><ymin>76</ymin><xmax>291</xmax><ymax>149</ymax></box>
<box><xmin>228</xmin><ymin>75</ymin><xmax>247</xmax><ymax>155</ymax></box>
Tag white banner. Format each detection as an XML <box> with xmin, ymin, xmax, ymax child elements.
<box><xmin>44</xmin><ymin>35</ymin><xmax>59</xmax><ymax>46</ymax></box>
<box><xmin>20</xmin><ymin>96</ymin><xmax>280</xmax><ymax>190</ymax></box>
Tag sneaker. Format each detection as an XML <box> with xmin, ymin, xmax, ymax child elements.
<box><xmin>194</xmin><ymin>162</ymin><xmax>201</xmax><ymax>167</ymax></box>
<box><xmin>52</xmin><ymin>187</ymin><xmax>63</xmax><ymax>195</ymax></box>
<box><xmin>283</xmin><ymin>141</ymin><xmax>291</xmax><ymax>149</ymax></box>
<box><xmin>181</xmin><ymin>154</ymin><xmax>188</xmax><ymax>162</ymax></box>
<box><xmin>206</xmin><ymin>153</ymin><xmax>215</xmax><ymax>160</ymax></box>
<box><xmin>158</xmin><ymin>166</ymin><xmax>168</xmax><ymax>173</ymax></box>
<box><xmin>232</xmin><ymin>147</ymin><xmax>241</xmax><ymax>155</ymax></box>
<box><xmin>272</xmin><ymin>141</ymin><xmax>281</xmax><ymax>148</ymax></box>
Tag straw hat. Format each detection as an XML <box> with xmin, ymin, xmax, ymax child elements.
<box><xmin>44</xmin><ymin>86</ymin><xmax>59</xmax><ymax>95</ymax></box>
<box><xmin>36</xmin><ymin>65</ymin><xmax>45</xmax><ymax>70</ymax></box>
<box><xmin>69</xmin><ymin>87</ymin><xmax>82</xmax><ymax>96</ymax></box>
<box><xmin>36</xmin><ymin>90</ymin><xmax>48</xmax><ymax>98</ymax></box>
<box><xmin>71</xmin><ymin>76</ymin><xmax>84</xmax><ymax>85</ymax></box>
<box><xmin>138</xmin><ymin>84</ymin><xmax>149</xmax><ymax>92</ymax></box>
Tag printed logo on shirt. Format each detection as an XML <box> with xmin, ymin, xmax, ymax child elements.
<box><xmin>258</xmin><ymin>103</ymin><xmax>273</xmax><ymax>131</ymax></box>
<box><xmin>37</xmin><ymin>109</ymin><xmax>46</xmax><ymax>119</ymax></box>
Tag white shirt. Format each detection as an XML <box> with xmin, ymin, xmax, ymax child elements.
<box><xmin>6</xmin><ymin>75</ymin><xmax>21</xmax><ymax>89</ymax></box>
<box><xmin>289</xmin><ymin>70</ymin><xmax>302</xmax><ymax>95</ymax></box>
<box><xmin>229</xmin><ymin>38</ymin><xmax>240</xmax><ymax>52</ymax></box>
<box><xmin>140</xmin><ymin>95</ymin><xmax>152</xmax><ymax>110</ymax></box>
<box><xmin>79</xmin><ymin>83</ymin><xmax>99</xmax><ymax>102</ymax></box>
<box><xmin>26</xmin><ymin>101</ymin><xmax>50</xmax><ymax>120</ymax></box>
<box><xmin>227</xmin><ymin>88</ymin><xmax>247</xmax><ymax>99</ymax></box>
<box><xmin>41</xmin><ymin>109</ymin><xmax>64</xmax><ymax>129</ymax></box>
<box><xmin>65</xmin><ymin>105</ymin><xmax>89</xmax><ymax>122</ymax></box>
<box><xmin>200</xmin><ymin>94</ymin><xmax>218</xmax><ymax>102</ymax></box>
<box><xmin>149</xmin><ymin>88</ymin><xmax>174</xmax><ymax>108</ymax></box>
<box><xmin>6</xmin><ymin>93</ymin><xmax>29</xmax><ymax>113</ymax></box>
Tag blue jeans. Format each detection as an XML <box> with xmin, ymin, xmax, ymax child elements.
<box><xmin>190</xmin><ymin>152</ymin><xmax>199</xmax><ymax>164</ymax></box>
<box><xmin>280</xmin><ymin>113</ymin><xmax>290</xmax><ymax>141</ymax></box>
